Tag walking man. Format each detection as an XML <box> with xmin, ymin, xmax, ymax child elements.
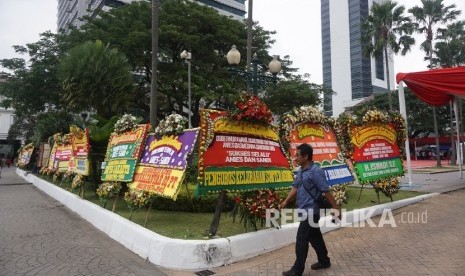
<box><xmin>281</xmin><ymin>143</ymin><xmax>341</xmax><ymax>276</ymax></box>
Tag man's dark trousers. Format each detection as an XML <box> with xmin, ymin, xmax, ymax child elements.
<box><xmin>292</xmin><ymin>214</ymin><xmax>330</xmax><ymax>274</ymax></box>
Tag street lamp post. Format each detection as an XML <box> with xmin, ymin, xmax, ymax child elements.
<box><xmin>180</xmin><ymin>50</ymin><xmax>192</xmax><ymax>128</ymax></box>
<box><xmin>226</xmin><ymin>45</ymin><xmax>281</xmax><ymax>96</ymax></box>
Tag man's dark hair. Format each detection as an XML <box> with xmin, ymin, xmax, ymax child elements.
<box><xmin>297</xmin><ymin>143</ymin><xmax>313</xmax><ymax>161</ymax></box>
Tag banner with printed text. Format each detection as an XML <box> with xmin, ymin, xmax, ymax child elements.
<box><xmin>101</xmin><ymin>124</ymin><xmax>150</xmax><ymax>182</ymax></box>
<box><xmin>18</xmin><ymin>144</ymin><xmax>34</xmax><ymax>167</ymax></box>
<box><xmin>47</xmin><ymin>142</ymin><xmax>58</xmax><ymax>170</ymax></box>
<box><xmin>55</xmin><ymin>144</ymin><xmax>73</xmax><ymax>172</ymax></box>
<box><xmin>289</xmin><ymin>123</ymin><xmax>354</xmax><ymax>185</ymax></box>
<box><xmin>71</xmin><ymin>128</ymin><xmax>90</xmax><ymax>175</ymax></box>
<box><xmin>350</xmin><ymin>123</ymin><xmax>403</xmax><ymax>182</ymax></box>
<box><xmin>197</xmin><ymin>109</ymin><xmax>293</xmax><ymax>195</ymax></box>
<box><xmin>129</xmin><ymin>129</ymin><xmax>199</xmax><ymax>200</ymax></box>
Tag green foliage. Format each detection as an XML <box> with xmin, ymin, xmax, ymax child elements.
<box><xmin>63</xmin><ymin>0</ymin><xmax>300</xmax><ymax>126</ymax></box>
<box><xmin>409</xmin><ymin>0</ymin><xmax>461</xmax><ymax>66</ymax></box>
<box><xmin>31</xmin><ymin>111</ymin><xmax>74</xmax><ymax>145</ymax></box>
<box><xmin>154</xmin><ymin>184</ymin><xmax>235</xmax><ymax>213</ymax></box>
<box><xmin>58</xmin><ymin>40</ymin><xmax>134</xmax><ymax>119</ymax></box>
<box><xmin>263</xmin><ymin>74</ymin><xmax>333</xmax><ymax>116</ymax></box>
<box><xmin>361</xmin><ymin>0</ymin><xmax>415</xmax><ymax>109</ymax></box>
<box><xmin>0</xmin><ymin>31</ymin><xmax>64</xmax><ymax>116</ymax></box>
<box><xmin>362</xmin><ymin>1</ymin><xmax>416</xmax><ymax>58</ymax></box>
<box><xmin>434</xmin><ymin>20</ymin><xmax>465</xmax><ymax>67</ymax></box>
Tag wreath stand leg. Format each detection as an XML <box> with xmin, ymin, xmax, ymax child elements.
<box><xmin>112</xmin><ymin>193</ymin><xmax>119</xmax><ymax>212</ymax></box>
<box><xmin>375</xmin><ymin>189</ymin><xmax>380</xmax><ymax>204</ymax></box>
<box><xmin>208</xmin><ymin>190</ymin><xmax>227</xmax><ymax>237</ymax></box>
<box><xmin>80</xmin><ymin>184</ymin><xmax>85</xmax><ymax>199</ymax></box>
<box><xmin>184</xmin><ymin>182</ymin><xmax>195</xmax><ymax>212</ymax></box>
<box><xmin>144</xmin><ymin>200</ymin><xmax>154</xmax><ymax>227</ymax></box>
<box><xmin>357</xmin><ymin>185</ymin><xmax>364</xmax><ymax>202</ymax></box>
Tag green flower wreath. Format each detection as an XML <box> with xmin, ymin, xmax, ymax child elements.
<box><xmin>336</xmin><ymin>108</ymin><xmax>406</xmax><ymax>197</ymax></box>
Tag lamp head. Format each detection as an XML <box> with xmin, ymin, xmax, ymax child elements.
<box><xmin>268</xmin><ymin>56</ymin><xmax>282</xmax><ymax>75</ymax></box>
<box><xmin>226</xmin><ymin>45</ymin><xmax>241</xmax><ymax>65</ymax></box>
<box><xmin>180</xmin><ymin>50</ymin><xmax>191</xmax><ymax>60</ymax></box>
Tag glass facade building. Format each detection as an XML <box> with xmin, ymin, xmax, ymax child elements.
<box><xmin>58</xmin><ymin>0</ymin><xmax>245</xmax><ymax>31</ymax></box>
<box><xmin>321</xmin><ymin>0</ymin><xmax>393</xmax><ymax>117</ymax></box>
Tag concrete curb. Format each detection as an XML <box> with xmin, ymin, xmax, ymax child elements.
<box><xmin>17</xmin><ymin>169</ymin><xmax>438</xmax><ymax>270</ymax></box>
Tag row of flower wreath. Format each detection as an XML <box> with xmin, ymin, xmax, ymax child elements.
<box><xmin>39</xmin><ymin>167</ymin><xmax>85</xmax><ymax>191</ymax></box>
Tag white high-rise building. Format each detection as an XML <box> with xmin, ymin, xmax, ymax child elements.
<box><xmin>321</xmin><ymin>0</ymin><xmax>394</xmax><ymax>117</ymax></box>
<box><xmin>58</xmin><ymin>0</ymin><xmax>246</xmax><ymax>31</ymax></box>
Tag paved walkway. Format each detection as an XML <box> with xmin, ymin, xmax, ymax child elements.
<box><xmin>197</xmin><ymin>189</ymin><xmax>465</xmax><ymax>276</ymax></box>
<box><xmin>0</xmin><ymin>166</ymin><xmax>166</xmax><ymax>276</ymax></box>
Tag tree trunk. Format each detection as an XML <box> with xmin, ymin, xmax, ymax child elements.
<box><xmin>384</xmin><ymin>47</ymin><xmax>392</xmax><ymax>111</ymax></box>
<box><xmin>429</xmin><ymin>51</ymin><xmax>441</xmax><ymax>167</ymax></box>
<box><xmin>150</xmin><ymin>0</ymin><xmax>159</xmax><ymax>128</ymax></box>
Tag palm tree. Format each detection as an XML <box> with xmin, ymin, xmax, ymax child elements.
<box><xmin>361</xmin><ymin>0</ymin><xmax>415</xmax><ymax>111</ymax></box>
<box><xmin>409</xmin><ymin>0</ymin><xmax>461</xmax><ymax>167</ymax></box>
<box><xmin>58</xmin><ymin>40</ymin><xmax>134</xmax><ymax>119</ymax></box>
<box><xmin>435</xmin><ymin>21</ymin><xmax>465</xmax><ymax>67</ymax></box>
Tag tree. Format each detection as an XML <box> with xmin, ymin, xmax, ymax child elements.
<box><xmin>58</xmin><ymin>40</ymin><xmax>134</xmax><ymax>119</ymax></box>
<box><xmin>409</xmin><ymin>0</ymin><xmax>461</xmax><ymax>166</ymax></box>
<box><xmin>263</xmin><ymin>74</ymin><xmax>332</xmax><ymax>116</ymax></box>
<box><xmin>0</xmin><ymin>31</ymin><xmax>64</xmax><ymax>116</ymax></box>
<box><xmin>434</xmin><ymin>20</ymin><xmax>465</xmax><ymax>67</ymax></box>
<box><xmin>64</xmin><ymin>0</ymin><xmax>297</xmax><ymax>126</ymax></box>
<box><xmin>361</xmin><ymin>0</ymin><xmax>415</xmax><ymax>111</ymax></box>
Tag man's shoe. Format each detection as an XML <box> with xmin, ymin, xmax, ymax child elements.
<box><xmin>310</xmin><ymin>262</ymin><xmax>331</xmax><ymax>270</ymax></box>
<box><xmin>282</xmin><ymin>269</ymin><xmax>302</xmax><ymax>276</ymax></box>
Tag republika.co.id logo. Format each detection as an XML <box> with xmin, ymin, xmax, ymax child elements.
<box><xmin>265</xmin><ymin>208</ymin><xmax>428</xmax><ymax>228</ymax></box>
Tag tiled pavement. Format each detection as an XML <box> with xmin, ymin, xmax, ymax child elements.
<box><xmin>202</xmin><ymin>189</ymin><xmax>465</xmax><ymax>276</ymax></box>
<box><xmin>0</xmin><ymin>166</ymin><xmax>166</xmax><ymax>276</ymax></box>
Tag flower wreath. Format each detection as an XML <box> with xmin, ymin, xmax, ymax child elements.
<box><xmin>154</xmin><ymin>113</ymin><xmax>188</xmax><ymax>136</ymax></box>
<box><xmin>62</xmin><ymin>134</ymin><xmax>73</xmax><ymax>145</ymax></box>
<box><xmin>23</xmin><ymin>143</ymin><xmax>34</xmax><ymax>151</ymax></box>
<box><xmin>53</xmin><ymin>133</ymin><xmax>63</xmax><ymax>146</ymax></box>
<box><xmin>336</xmin><ymin>109</ymin><xmax>406</xmax><ymax>196</ymax></box>
<box><xmin>230</xmin><ymin>92</ymin><xmax>273</xmax><ymax>125</ymax></box>
<box><xmin>124</xmin><ymin>189</ymin><xmax>155</xmax><ymax>210</ymax></box>
<box><xmin>336</xmin><ymin>109</ymin><xmax>406</xmax><ymax>160</ymax></box>
<box><xmin>279</xmin><ymin>105</ymin><xmax>335</xmax><ymax>153</ymax></box>
<box><xmin>70</xmin><ymin>125</ymin><xmax>84</xmax><ymax>139</ymax></box>
<box><xmin>114</xmin><ymin>114</ymin><xmax>138</xmax><ymax>134</ymax></box>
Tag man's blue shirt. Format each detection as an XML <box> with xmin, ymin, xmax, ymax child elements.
<box><xmin>292</xmin><ymin>163</ymin><xmax>330</xmax><ymax>211</ymax></box>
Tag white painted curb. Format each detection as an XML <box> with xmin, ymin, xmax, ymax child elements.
<box><xmin>17</xmin><ymin>169</ymin><xmax>438</xmax><ymax>270</ymax></box>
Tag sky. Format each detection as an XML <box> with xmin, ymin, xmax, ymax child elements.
<box><xmin>1</xmin><ymin>0</ymin><xmax>465</xmax><ymax>85</ymax></box>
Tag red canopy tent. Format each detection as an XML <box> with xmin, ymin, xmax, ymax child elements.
<box><xmin>396</xmin><ymin>67</ymin><xmax>465</xmax><ymax>106</ymax></box>
<box><xmin>396</xmin><ymin>67</ymin><xmax>465</xmax><ymax>180</ymax></box>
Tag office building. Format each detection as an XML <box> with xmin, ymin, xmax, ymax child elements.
<box><xmin>58</xmin><ymin>0</ymin><xmax>246</xmax><ymax>31</ymax></box>
<box><xmin>321</xmin><ymin>0</ymin><xmax>394</xmax><ymax>117</ymax></box>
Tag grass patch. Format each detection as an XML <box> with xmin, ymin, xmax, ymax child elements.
<box><xmin>41</xmin><ymin>176</ymin><xmax>425</xmax><ymax>239</ymax></box>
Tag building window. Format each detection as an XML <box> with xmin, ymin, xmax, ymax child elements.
<box><xmin>375</xmin><ymin>54</ymin><xmax>384</xmax><ymax>80</ymax></box>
